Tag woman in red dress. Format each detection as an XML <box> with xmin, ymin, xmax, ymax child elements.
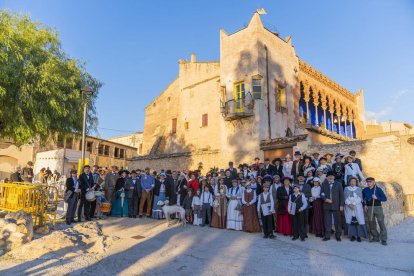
<box><xmin>276</xmin><ymin>176</ymin><xmax>293</xmax><ymax>235</ymax></box>
<box><xmin>188</xmin><ymin>174</ymin><xmax>199</xmax><ymax>193</ymax></box>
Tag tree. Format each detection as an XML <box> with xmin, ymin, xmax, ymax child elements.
<box><xmin>0</xmin><ymin>10</ymin><xmax>102</xmax><ymax>146</ymax></box>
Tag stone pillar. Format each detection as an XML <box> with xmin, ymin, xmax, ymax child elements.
<box><xmin>344</xmin><ymin>117</ymin><xmax>348</xmax><ymax>137</ymax></box>
<box><xmin>335</xmin><ymin>102</ymin><xmax>341</xmax><ymax>135</ymax></box>
<box><xmin>328</xmin><ymin>97</ymin><xmax>335</xmax><ymax>132</ymax></box>
<box><xmin>312</xmin><ymin>87</ymin><xmax>319</xmax><ymax>126</ymax></box>
<box><xmin>303</xmin><ymin>84</ymin><xmax>311</xmax><ymax>123</ymax></box>
<box><xmin>320</xmin><ymin>91</ymin><xmax>327</xmax><ymax>130</ymax></box>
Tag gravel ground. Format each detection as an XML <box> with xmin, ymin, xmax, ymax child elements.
<box><xmin>0</xmin><ymin>216</ymin><xmax>413</xmax><ymax>276</ymax></box>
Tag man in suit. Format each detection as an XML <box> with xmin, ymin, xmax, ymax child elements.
<box><xmin>89</xmin><ymin>165</ymin><xmax>100</xmax><ymax>218</ymax></box>
<box><xmin>78</xmin><ymin>165</ymin><xmax>95</xmax><ymax>222</ymax></box>
<box><xmin>104</xmin><ymin>165</ymin><xmax>119</xmax><ymax>201</ymax></box>
<box><xmin>227</xmin><ymin>162</ymin><xmax>238</xmax><ymax>179</ymax></box>
<box><xmin>65</xmin><ymin>170</ymin><xmax>80</xmax><ymax>225</ymax></box>
<box><xmin>321</xmin><ymin>172</ymin><xmax>344</xmax><ymax>241</ymax></box>
<box><xmin>261</xmin><ymin>158</ymin><xmax>275</xmax><ymax>176</ymax></box>
<box><xmin>291</xmin><ymin>151</ymin><xmax>304</xmax><ymax>183</ymax></box>
<box><xmin>22</xmin><ymin>161</ymin><xmax>34</xmax><ymax>183</ymax></box>
<box><xmin>124</xmin><ymin>170</ymin><xmax>141</xmax><ymax>218</ymax></box>
<box><xmin>168</xmin><ymin>171</ymin><xmax>179</xmax><ymax>205</ymax></box>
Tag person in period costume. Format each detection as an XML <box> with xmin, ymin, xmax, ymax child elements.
<box><xmin>261</xmin><ymin>158</ymin><xmax>276</xmax><ymax>177</ymax></box>
<box><xmin>104</xmin><ymin>166</ymin><xmax>119</xmax><ymax>204</ymax></box>
<box><xmin>302</xmin><ymin>156</ymin><xmax>313</xmax><ymax>174</ymax></box>
<box><xmin>89</xmin><ymin>165</ymin><xmax>100</xmax><ymax>219</ymax></box>
<box><xmin>312</xmin><ymin>153</ymin><xmax>320</xmax><ymax>168</ymax></box>
<box><xmin>321</xmin><ymin>172</ymin><xmax>344</xmax><ymax>241</ymax></box>
<box><xmin>223</xmin><ymin>170</ymin><xmax>233</xmax><ymax>189</ymax></box>
<box><xmin>139</xmin><ymin>168</ymin><xmax>155</xmax><ymax>217</ymax></box>
<box><xmin>304</xmin><ymin>167</ymin><xmax>315</xmax><ymax>186</ymax></box>
<box><xmin>362</xmin><ymin>177</ymin><xmax>388</xmax><ymax>245</ymax></box>
<box><xmin>257</xmin><ymin>182</ymin><xmax>276</xmax><ymax>239</ymax></box>
<box><xmin>176</xmin><ymin>173</ymin><xmax>188</xmax><ymax>206</ymax></box>
<box><xmin>282</xmin><ymin>154</ymin><xmax>293</xmax><ymax>179</ymax></box>
<box><xmin>226</xmin><ymin>179</ymin><xmax>243</xmax><ymax>230</ymax></box>
<box><xmin>228</xmin><ymin>161</ymin><xmax>238</xmax><ymax>179</ymax></box>
<box><xmin>111</xmin><ymin>170</ymin><xmax>129</xmax><ymax>217</ymax></box>
<box><xmin>167</xmin><ymin>171</ymin><xmax>179</xmax><ymax>205</ymax></box>
<box><xmin>242</xmin><ymin>182</ymin><xmax>261</xmax><ymax>233</ymax></box>
<box><xmin>200</xmin><ymin>185</ymin><xmax>213</xmax><ymax>227</ymax></box>
<box><xmin>272</xmin><ymin>158</ymin><xmax>284</xmax><ymax>179</ymax></box>
<box><xmin>318</xmin><ymin>157</ymin><xmax>332</xmax><ymax>175</ymax></box>
<box><xmin>325</xmin><ymin>153</ymin><xmax>334</xmax><ymax>167</ymax></box>
<box><xmin>344</xmin><ymin>156</ymin><xmax>365</xmax><ymax>186</ymax></box>
<box><xmin>182</xmin><ymin>189</ymin><xmax>194</xmax><ymax>224</ymax></box>
<box><xmin>22</xmin><ymin>161</ymin><xmax>34</xmax><ymax>183</ymax></box>
<box><xmin>316</xmin><ymin>167</ymin><xmax>326</xmax><ymax>184</ymax></box>
<box><xmin>78</xmin><ymin>165</ymin><xmax>95</xmax><ymax>221</ymax></box>
<box><xmin>152</xmin><ymin>173</ymin><xmax>170</xmax><ymax>219</ymax></box>
<box><xmin>288</xmin><ymin>185</ymin><xmax>308</xmax><ymax>241</ymax></box>
<box><xmin>124</xmin><ymin>170</ymin><xmax>141</xmax><ymax>218</ymax></box>
<box><xmin>291</xmin><ymin>151</ymin><xmax>304</xmax><ymax>182</ymax></box>
<box><xmin>347</xmin><ymin>150</ymin><xmax>363</xmax><ymax>172</ymax></box>
<box><xmin>309</xmin><ymin>177</ymin><xmax>324</xmax><ymax>237</ymax></box>
<box><xmin>277</xmin><ymin>176</ymin><xmax>293</xmax><ymax>235</ymax></box>
<box><xmin>296</xmin><ymin>173</ymin><xmax>312</xmax><ymax>236</ymax></box>
<box><xmin>250</xmin><ymin>177</ymin><xmax>263</xmax><ymax>197</ymax></box>
<box><xmin>192</xmin><ymin>188</ymin><xmax>203</xmax><ymax>226</ymax></box>
<box><xmin>10</xmin><ymin>166</ymin><xmax>23</xmax><ymax>182</ymax></box>
<box><xmin>188</xmin><ymin>174</ymin><xmax>199</xmax><ymax>194</ymax></box>
<box><xmin>270</xmin><ymin>174</ymin><xmax>281</xmax><ymax>231</ymax></box>
<box><xmin>65</xmin><ymin>170</ymin><xmax>80</xmax><ymax>225</ymax></box>
<box><xmin>211</xmin><ymin>178</ymin><xmax>228</xmax><ymax>229</ymax></box>
<box><xmin>345</xmin><ymin>177</ymin><xmax>368</xmax><ymax>242</ymax></box>
<box><xmin>332</xmin><ymin>153</ymin><xmax>345</xmax><ymax>187</ymax></box>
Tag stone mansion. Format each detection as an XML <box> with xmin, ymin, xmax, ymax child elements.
<box><xmin>131</xmin><ymin>12</ymin><xmax>366</xmax><ymax>171</ymax></box>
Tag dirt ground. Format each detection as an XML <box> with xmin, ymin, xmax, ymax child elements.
<box><xmin>0</xmin><ymin>217</ymin><xmax>413</xmax><ymax>275</ymax></box>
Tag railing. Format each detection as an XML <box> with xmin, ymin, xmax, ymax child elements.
<box><xmin>220</xmin><ymin>92</ymin><xmax>255</xmax><ymax>121</ymax></box>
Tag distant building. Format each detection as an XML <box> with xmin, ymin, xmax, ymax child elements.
<box><xmin>366</xmin><ymin>120</ymin><xmax>413</xmax><ymax>139</ymax></box>
<box><xmin>108</xmin><ymin>132</ymin><xmax>143</xmax><ymax>155</ymax></box>
<box><xmin>130</xmin><ymin>12</ymin><xmax>367</xmax><ymax>172</ymax></box>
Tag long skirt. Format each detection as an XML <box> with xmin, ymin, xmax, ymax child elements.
<box><xmin>347</xmin><ymin>224</ymin><xmax>368</xmax><ymax>238</ymax></box>
<box><xmin>110</xmin><ymin>191</ymin><xmax>129</xmax><ymax>217</ymax></box>
<box><xmin>152</xmin><ymin>192</ymin><xmax>166</xmax><ymax>219</ymax></box>
<box><xmin>277</xmin><ymin>204</ymin><xmax>292</xmax><ymax>235</ymax></box>
<box><xmin>193</xmin><ymin>205</ymin><xmax>202</xmax><ymax>226</ymax></box>
<box><xmin>242</xmin><ymin>204</ymin><xmax>261</xmax><ymax>233</ymax></box>
<box><xmin>310</xmin><ymin>199</ymin><xmax>324</xmax><ymax>236</ymax></box>
<box><xmin>227</xmin><ymin>199</ymin><xmax>243</xmax><ymax>230</ymax></box>
<box><xmin>211</xmin><ymin>197</ymin><xmax>226</xmax><ymax>229</ymax></box>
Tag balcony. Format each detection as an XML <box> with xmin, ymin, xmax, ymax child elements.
<box><xmin>220</xmin><ymin>93</ymin><xmax>255</xmax><ymax>121</ymax></box>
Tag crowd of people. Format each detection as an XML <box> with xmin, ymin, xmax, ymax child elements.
<box><xmin>64</xmin><ymin>150</ymin><xmax>388</xmax><ymax>245</ymax></box>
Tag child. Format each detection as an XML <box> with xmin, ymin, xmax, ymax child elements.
<box><xmin>95</xmin><ymin>183</ymin><xmax>107</xmax><ymax>219</ymax></box>
<box><xmin>182</xmin><ymin>188</ymin><xmax>194</xmax><ymax>224</ymax></box>
<box><xmin>200</xmin><ymin>185</ymin><xmax>213</xmax><ymax>227</ymax></box>
<box><xmin>192</xmin><ymin>187</ymin><xmax>203</xmax><ymax>226</ymax></box>
<box><xmin>288</xmin><ymin>185</ymin><xmax>308</xmax><ymax>241</ymax></box>
<box><xmin>257</xmin><ymin>182</ymin><xmax>275</xmax><ymax>239</ymax></box>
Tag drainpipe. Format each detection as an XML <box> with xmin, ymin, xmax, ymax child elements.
<box><xmin>265</xmin><ymin>46</ymin><xmax>271</xmax><ymax>139</ymax></box>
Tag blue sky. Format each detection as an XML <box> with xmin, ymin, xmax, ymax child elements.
<box><xmin>2</xmin><ymin>0</ymin><xmax>413</xmax><ymax>138</ymax></box>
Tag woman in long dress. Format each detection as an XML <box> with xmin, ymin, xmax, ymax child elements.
<box><xmin>242</xmin><ymin>182</ymin><xmax>261</xmax><ymax>233</ymax></box>
<box><xmin>309</xmin><ymin>177</ymin><xmax>324</xmax><ymax>237</ymax></box>
<box><xmin>211</xmin><ymin>177</ymin><xmax>227</xmax><ymax>229</ymax></box>
<box><xmin>277</xmin><ymin>176</ymin><xmax>293</xmax><ymax>235</ymax></box>
<box><xmin>282</xmin><ymin>154</ymin><xmax>293</xmax><ymax>179</ymax></box>
<box><xmin>110</xmin><ymin>171</ymin><xmax>129</xmax><ymax>217</ymax></box>
<box><xmin>152</xmin><ymin>173</ymin><xmax>170</xmax><ymax>219</ymax></box>
<box><xmin>345</xmin><ymin>177</ymin><xmax>368</xmax><ymax>242</ymax></box>
<box><xmin>226</xmin><ymin>179</ymin><xmax>243</xmax><ymax>230</ymax></box>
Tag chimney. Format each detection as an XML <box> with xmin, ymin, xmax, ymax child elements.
<box><xmin>191</xmin><ymin>53</ymin><xmax>196</xmax><ymax>63</ymax></box>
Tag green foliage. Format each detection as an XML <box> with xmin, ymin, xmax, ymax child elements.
<box><xmin>0</xmin><ymin>10</ymin><xmax>102</xmax><ymax>146</ymax></box>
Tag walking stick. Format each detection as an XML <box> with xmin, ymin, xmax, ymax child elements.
<box><xmin>370</xmin><ymin>185</ymin><xmax>377</xmax><ymax>221</ymax></box>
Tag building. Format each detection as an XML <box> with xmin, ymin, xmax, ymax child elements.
<box><xmin>130</xmin><ymin>12</ymin><xmax>366</xmax><ymax>172</ymax></box>
<box><xmin>366</xmin><ymin>120</ymin><xmax>413</xmax><ymax>139</ymax></box>
<box><xmin>108</xmin><ymin>132</ymin><xmax>144</xmax><ymax>155</ymax></box>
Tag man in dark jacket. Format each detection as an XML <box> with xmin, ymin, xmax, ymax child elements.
<box><xmin>22</xmin><ymin>161</ymin><xmax>34</xmax><ymax>183</ymax></box>
<box><xmin>65</xmin><ymin>170</ymin><xmax>80</xmax><ymax>225</ymax></box>
<box><xmin>10</xmin><ymin>166</ymin><xmax>23</xmax><ymax>182</ymax></box>
<box><xmin>321</xmin><ymin>172</ymin><xmax>344</xmax><ymax>241</ymax></box>
<box><xmin>78</xmin><ymin>165</ymin><xmax>95</xmax><ymax>222</ymax></box>
<box><xmin>124</xmin><ymin>170</ymin><xmax>141</xmax><ymax>218</ymax></box>
<box><xmin>227</xmin><ymin>162</ymin><xmax>238</xmax><ymax>179</ymax></box>
<box><xmin>261</xmin><ymin>158</ymin><xmax>275</xmax><ymax>176</ymax></box>
<box><xmin>291</xmin><ymin>151</ymin><xmax>304</xmax><ymax>182</ymax></box>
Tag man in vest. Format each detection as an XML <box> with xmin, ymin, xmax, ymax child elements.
<box><xmin>257</xmin><ymin>181</ymin><xmax>276</xmax><ymax>239</ymax></box>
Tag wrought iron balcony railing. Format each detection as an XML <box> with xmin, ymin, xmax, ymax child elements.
<box><xmin>220</xmin><ymin>92</ymin><xmax>255</xmax><ymax>121</ymax></box>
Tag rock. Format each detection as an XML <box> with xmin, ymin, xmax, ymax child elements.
<box><xmin>0</xmin><ymin>210</ymin><xmax>33</xmax><ymax>251</ymax></box>
<box><xmin>34</xmin><ymin>225</ymin><xmax>50</xmax><ymax>235</ymax></box>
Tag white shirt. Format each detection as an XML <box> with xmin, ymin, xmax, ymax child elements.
<box><xmin>201</xmin><ymin>192</ymin><xmax>212</xmax><ymax>206</ymax></box>
<box><xmin>242</xmin><ymin>189</ymin><xmax>257</xmax><ymax>205</ymax></box>
<box><xmin>257</xmin><ymin>192</ymin><xmax>275</xmax><ymax>213</ymax></box>
<box><xmin>192</xmin><ymin>195</ymin><xmax>201</xmax><ymax>207</ymax></box>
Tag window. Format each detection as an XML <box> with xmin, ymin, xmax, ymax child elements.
<box><xmin>86</xmin><ymin>142</ymin><xmax>93</xmax><ymax>153</ymax></box>
<box><xmin>114</xmin><ymin>147</ymin><xmax>119</xmax><ymax>158</ymax></box>
<box><xmin>202</xmin><ymin>114</ymin><xmax>208</xmax><ymax>127</ymax></box>
<box><xmin>252</xmin><ymin>79</ymin><xmax>262</xmax><ymax>99</ymax></box>
<box><xmin>65</xmin><ymin>136</ymin><xmax>73</xmax><ymax>149</ymax></box>
<box><xmin>234</xmin><ymin>81</ymin><xmax>245</xmax><ymax>112</ymax></box>
<box><xmin>98</xmin><ymin>144</ymin><xmax>104</xmax><ymax>155</ymax></box>
<box><xmin>276</xmin><ymin>84</ymin><xmax>288</xmax><ymax>113</ymax></box>
<box><xmin>184</xmin><ymin>122</ymin><xmax>189</xmax><ymax>130</ymax></box>
<box><xmin>104</xmin><ymin>145</ymin><xmax>110</xmax><ymax>156</ymax></box>
<box><xmin>120</xmin><ymin>149</ymin><xmax>125</xmax><ymax>159</ymax></box>
<box><xmin>139</xmin><ymin>143</ymin><xmax>143</xmax><ymax>155</ymax></box>
<box><xmin>172</xmin><ymin>118</ymin><xmax>177</xmax><ymax>134</ymax></box>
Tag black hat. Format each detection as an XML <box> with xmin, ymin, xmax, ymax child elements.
<box><xmin>130</xmin><ymin>170</ymin><xmax>137</xmax><ymax>174</ymax></box>
<box><xmin>83</xmin><ymin>165</ymin><xmax>90</xmax><ymax>169</ymax></box>
<box><xmin>297</xmin><ymin>173</ymin><xmax>305</xmax><ymax>178</ymax></box>
<box><xmin>366</xmin><ymin>177</ymin><xmax>375</xmax><ymax>182</ymax></box>
<box><xmin>282</xmin><ymin>176</ymin><xmax>293</xmax><ymax>183</ymax></box>
<box><xmin>272</xmin><ymin>158</ymin><xmax>282</xmax><ymax>165</ymax></box>
<box><xmin>319</xmin><ymin>156</ymin><xmax>327</xmax><ymax>161</ymax></box>
<box><xmin>70</xmin><ymin>170</ymin><xmax>77</xmax><ymax>174</ymax></box>
<box><xmin>263</xmin><ymin>174</ymin><xmax>273</xmax><ymax>182</ymax></box>
<box><xmin>349</xmin><ymin>150</ymin><xmax>356</xmax><ymax>154</ymax></box>
<box><xmin>294</xmin><ymin>151</ymin><xmax>301</xmax><ymax>156</ymax></box>
<box><xmin>326</xmin><ymin>172</ymin><xmax>335</xmax><ymax>177</ymax></box>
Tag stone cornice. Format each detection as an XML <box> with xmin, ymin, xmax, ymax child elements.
<box><xmin>299</xmin><ymin>59</ymin><xmax>356</xmax><ymax>102</ymax></box>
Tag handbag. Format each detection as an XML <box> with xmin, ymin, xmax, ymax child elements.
<box><xmin>351</xmin><ymin>216</ymin><xmax>359</xmax><ymax>226</ymax></box>
<box><xmin>64</xmin><ymin>190</ymin><xmax>73</xmax><ymax>203</ymax></box>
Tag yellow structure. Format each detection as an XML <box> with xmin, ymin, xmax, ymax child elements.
<box><xmin>131</xmin><ymin>11</ymin><xmax>367</xmax><ymax>172</ymax></box>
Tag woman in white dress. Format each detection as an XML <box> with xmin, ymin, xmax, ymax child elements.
<box><xmin>282</xmin><ymin>154</ymin><xmax>293</xmax><ymax>179</ymax></box>
<box><xmin>344</xmin><ymin>177</ymin><xmax>368</xmax><ymax>242</ymax></box>
<box><xmin>344</xmin><ymin>156</ymin><xmax>364</xmax><ymax>186</ymax></box>
<box><xmin>226</xmin><ymin>179</ymin><xmax>243</xmax><ymax>230</ymax></box>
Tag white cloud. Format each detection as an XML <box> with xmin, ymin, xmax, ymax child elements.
<box><xmin>390</xmin><ymin>89</ymin><xmax>408</xmax><ymax>104</ymax></box>
<box><xmin>366</xmin><ymin>89</ymin><xmax>409</xmax><ymax>121</ymax></box>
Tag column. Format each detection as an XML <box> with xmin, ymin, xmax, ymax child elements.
<box><xmin>312</xmin><ymin>87</ymin><xmax>319</xmax><ymax>126</ymax></box>
<box><xmin>344</xmin><ymin>117</ymin><xmax>348</xmax><ymax>137</ymax></box>
<box><xmin>337</xmin><ymin>115</ymin><xmax>341</xmax><ymax>135</ymax></box>
<box><xmin>328</xmin><ymin>97</ymin><xmax>335</xmax><ymax>132</ymax></box>
<box><xmin>303</xmin><ymin>84</ymin><xmax>311</xmax><ymax>124</ymax></box>
<box><xmin>320</xmin><ymin>92</ymin><xmax>327</xmax><ymax>129</ymax></box>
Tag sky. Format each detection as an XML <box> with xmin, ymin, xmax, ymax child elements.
<box><xmin>1</xmin><ymin>0</ymin><xmax>414</xmax><ymax>138</ymax></box>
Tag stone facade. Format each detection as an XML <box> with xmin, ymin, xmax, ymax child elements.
<box><xmin>131</xmin><ymin>12</ymin><xmax>366</xmax><ymax>172</ymax></box>
<box><xmin>108</xmin><ymin>132</ymin><xmax>144</xmax><ymax>155</ymax></box>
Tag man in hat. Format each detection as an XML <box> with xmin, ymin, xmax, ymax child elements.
<box><xmin>104</xmin><ymin>165</ymin><xmax>119</xmax><ymax>202</ymax></box>
<box><xmin>22</xmin><ymin>161</ymin><xmax>34</xmax><ymax>183</ymax></box>
<box><xmin>125</xmin><ymin>170</ymin><xmax>141</xmax><ymax>218</ymax></box>
<box><xmin>65</xmin><ymin>170</ymin><xmax>80</xmax><ymax>225</ymax></box>
<box><xmin>362</xmin><ymin>177</ymin><xmax>388</xmax><ymax>245</ymax></box>
<box><xmin>272</xmin><ymin>158</ymin><xmax>284</xmax><ymax>179</ymax></box>
<box><xmin>78</xmin><ymin>165</ymin><xmax>94</xmax><ymax>222</ymax></box>
<box><xmin>347</xmin><ymin>150</ymin><xmax>363</xmax><ymax>171</ymax></box>
<box><xmin>262</xmin><ymin>158</ymin><xmax>276</xmax><ymax>177</ymax></box>
<box><xmin>332</xmin><ymin>153</ymin><xmax>345</xmax><ymax>186</ymax></box>
<box><xmin>321</xmin><ymin>172</ymin><xmax>344</xmax><ymax>241</ymax></box>
<box><xmin>228</xmin><ymin>161</ymin><xmax>238</xmax><ymax>180</ymax></box>
<box><xmin>311</xmin><ymin>152</ymin><xmax>320</xmax><ymax>168</ymax></box>
<box><xmin>139</xmin><ymin>167</ymin><xmax>155</xmax><ymax>217</ymax></box>
<box><xmin>257</xmin><ymin>181</ymin><xmax>276</xmax><ymax>239</ymax></box>
<box><xmin>324</xmin><ymin>153</ymin><xmax>334</xmax><ymax>166</ymax></box>
<box><xmin>10</xmin><ymin>166</ymin><xmax>23</xmax><ymax>182</ymax></box>
<box><xmin>291</xmin><ymin>151</ymin><xmax>304</xmax><ymax>182</ymax></box>
<box><xmin>297</xmin><ymin>173</ymin><xmax>311</xmax><ymax>236</ymax></box>
<box><xmin>254</xmin><ymin>157</ymin><xmax>261</xmax><ymax>168</ymax></box>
